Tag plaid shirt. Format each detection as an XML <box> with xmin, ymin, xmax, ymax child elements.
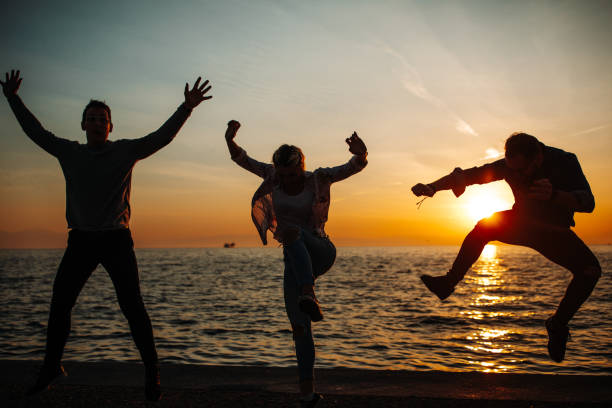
<box><xmin>232</xmin><ymin>148</ymin><xmax>367</xmax><ymax>245</ymax></box>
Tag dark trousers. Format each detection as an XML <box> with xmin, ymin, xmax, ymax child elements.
<box><xmin>448</xmin><ymin>210</ymin><xmax>601</xmax><ymax>326</ymax></box>
<box><xmin>282</xmin><ymin>228</ymin><xmax>337</xmax><ymax>382</ymax></box>
<box><xmin>43</xmin><ymin>229</ymin><xmax>158</xmax><ymax>368</ymax></box>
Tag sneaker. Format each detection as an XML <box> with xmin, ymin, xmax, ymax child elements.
<box><xmin>26</xmin><ymin>364</ymin><xmax>67</xmax><ymax>396</ymax></box>
<box><xmin>420</xmin><ymin>274</ymin><xmax>454</xmax><ymax>301</ymax></box>
<box><xmin>299</xmin><ymin>392</ymin><xmax>324</xmax><ymax>408</ymax></box>
<box><xmin>298</xmin><ymin>293</ymin><xmax>324</xmax><ymax>322</ymax></box>
<box><xmin>145</xmin><ymin>364</ymin><xmax>162</xmax><ymax>401</ymax></box>
<box><xmin>545</xmin><ymin>316</ymin><xmax>570</xmax><ymax>363</ymax></box>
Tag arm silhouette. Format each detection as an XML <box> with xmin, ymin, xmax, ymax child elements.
<box><xmin>1</xmin><ymin>70</ymin><xmax>70</xmax><ymax>157</ymax></box>
<box><xmin>412</xmin><ymin>160</ymin><xmax>504</xmax><ymax>198</ymax></box>
<box><xmin>528</xmin><ymin>155</ymin><xmax>594</xmax><ymax>212</ymax></box>
<box><xmin>129</xmin><ymin>76</ymin><xmax>212</xmax><ymax>160</ymax></box>
<box><xmin>318</xmin><ymin>132</ymin><xmax>368</xmax><ymax>183</ymax></box>
<box><xmin>225</xmin><ymin>120</ymin><xmax>272</xmax><ymax>178</ymax></box>
<box><xmin>346</xmin><ymin>131</ymin><xmax>368</xmax><ymax>167</ymax></box>
<box><xmin>558</xmin><ymin>154</ymin><xmax>595</xmax><ymax>212</ymax></box>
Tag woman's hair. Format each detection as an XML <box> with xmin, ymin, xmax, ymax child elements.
<box><xmin>272</xmin><ymin>144</ymin><xmax>305</xmax><ymax>169</ymax></box>
<box><xmin>505</xmin><ymin>132</ymin><xmax>541</xmax><ymax>159</ymax></box>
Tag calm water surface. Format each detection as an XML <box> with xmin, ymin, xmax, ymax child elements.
<box><xmin>0</xmin><ymin>246</ymin><xmax>610</xmax><ymax>374</ymax></box>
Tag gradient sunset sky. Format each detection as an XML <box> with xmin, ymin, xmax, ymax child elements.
<box><xmin>1</xmin><ymin>0</ymin><xmax>611</xmax><ymax>248</ymax></box>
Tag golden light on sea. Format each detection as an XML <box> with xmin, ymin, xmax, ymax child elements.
<box><xmin>460</xmin><ymin>243</ymin><xmax>522</xmax><ymax>372</ymax></box>
<box><xmin>480</xmin><ymin>244</ymin><xmax>497</xmax><ymax>260</ymax></box>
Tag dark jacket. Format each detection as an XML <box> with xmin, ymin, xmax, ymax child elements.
<box><xmin>449</xmin><ymin>144</ymin><xmax>594</xmax><ymax>227</ymax></box>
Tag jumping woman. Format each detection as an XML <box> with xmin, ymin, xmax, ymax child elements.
<box><xmin>224</xmin><ymin>120</ymin><xmax>367</xmax><ymax>407</ymax></box>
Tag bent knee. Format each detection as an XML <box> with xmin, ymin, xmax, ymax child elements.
<box><xmin>280</xmin><ymin>226</ymin><xmax>301</xmax><ymax>245</ymax></box>
<box><xmin>470</xmin><ymin>219</ymin><xmax>499</xmax><ymax>241</ymax></box>
<box><xmin>582</xmin><ymin>266</ymin><xmax>602</xmax><ymax>281</ymax></box>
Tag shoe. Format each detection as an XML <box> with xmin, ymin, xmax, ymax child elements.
<box><xmin>26</xmin><ymin>364</ymin><xmax>67</xmax><ymax>396</ymax></box>
<box><xmin>299</xmin><ymin>293</ymin><xmax>324</xmax><ymax>322</ymax></box>
<box><xmin>299</xmin><ymin>392</ymin><xmax>324</xmax><ymax>408</ymax></box>
<box><xmin>145</xmin><ymin>364</ymin><xmax>162</xmax><ymax>401</ymax></box>
<box><xmin>545</xmin><ymin>316</ymin><xmax>570</xmax><ymax>363</ymax></box>
<box><xmin>420</xmin><ymin>274</ymin><xmax>454</xmax><ymax>301</ymax></box>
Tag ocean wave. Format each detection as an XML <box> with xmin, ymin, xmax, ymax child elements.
<box><xmin>1</xmin><ymin>246</ymin><xmax>610</xmax><ymax>374</ymax></box>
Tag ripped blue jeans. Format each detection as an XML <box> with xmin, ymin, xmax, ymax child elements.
<box><xmin>282</xmin><ymin>228</ymin><xmax>336</xmax><ymax>382</ymax></box>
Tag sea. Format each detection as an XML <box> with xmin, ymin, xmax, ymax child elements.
<box><xmin>0</xmin><ymin>245</ymin><xmax>610</xmax><ymax>375</ymax></box>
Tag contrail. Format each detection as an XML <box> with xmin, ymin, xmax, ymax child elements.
<box><xmin>383</xmin><ymin>44</ymin><xmax>478</xmax><ymax>137</ymax></box>
<box><xmin>570</xmin><ymin>124</ymin><xmax>611</xmax><ymax>137</ymax></box>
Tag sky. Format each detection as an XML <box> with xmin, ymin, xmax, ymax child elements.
<box><xmin>1</xmin><ymin>0</ymin><xmax>611</xmax><ymax>248</ymax></box>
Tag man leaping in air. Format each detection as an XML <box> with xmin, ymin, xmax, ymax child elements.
<box><xmin>412</xmin><ymin>132</ymin><xmax>601</xmax><ymax>363</ymax></box>
<box><xmin>1</xmin><ymin>69</ymin><xmax>212</xmax><ymax>401</ymax></box>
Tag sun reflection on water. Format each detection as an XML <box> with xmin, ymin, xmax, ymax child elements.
<box><xmin>475</xmin><ymin>328</ymin><xmax>509</xmax><ymax>340</ymax></box>
<box><xmin>460</xmin><ymin>244</ymin><xmax>524</xmax><ymax>372</ymax></box>
<box><xmin>467</xmin><ymin>360</ymin><xmax>513</xmax><ymax>373</ymax></box>
<box><xmin>481</xmin><ymin>244</ymin><xmax>497</xmax><ymax>259</ymax></box>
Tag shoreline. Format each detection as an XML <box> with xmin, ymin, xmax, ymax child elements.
<box><xmin>2</xmin><ymin>360</ymin><xmax>611</xmax><ymax>407</ymax></box>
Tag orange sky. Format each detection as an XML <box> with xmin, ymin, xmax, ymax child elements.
<box><xmin>1</xmin><ymin>1</ymin><xmax>611</xmax><ymax>248</ymax></box>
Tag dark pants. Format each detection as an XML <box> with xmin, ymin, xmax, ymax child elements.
<box><xmin>43</xmin><ymin>229</ymin><xmax>158</xmax><ymax>368</ymax></box>
<box><xmin>448</xmin><ymin>210</ymin><xmax>601</xmax><ymax>326</ymax></box>
<box><xmin>283</xmin><ymin>228</ymin><xmax>337</xmax><ymax>382</ymax></box>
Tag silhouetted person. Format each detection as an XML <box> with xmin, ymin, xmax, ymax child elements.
<box><xmin>1</xmin><ymin>69</ymin><xmax>212</xmax><ymax>400</ymax></box>
<box><xmin>225</xmin><ymin>120</ymin><xmax>367</xmax><ymax>407</ymax></box>
<box><xmin>412</xmin><ymin>132</ymin><xmax>601</xmax><ymax>363</ymax></box>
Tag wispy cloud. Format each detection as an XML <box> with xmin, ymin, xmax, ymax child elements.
<box><xmin>454</xmin><ymin>116</ymin><xmax>478</xmax><ymax>137</ymax></box>
<box><xmin>384</xmin><ymin>46</ymin><xmax>440</xmax><ymax>106</ymax></box>
<box><xmin>570</xmin><ymin>123</ymin><xmax>611</xmax><ymax>137</ymax></box>
<box><xmin>484</xmin><ymin>148</ymin><xmax>502</xmax><ymax>159</ymax></box>
<box><xmin>383</xmin><ymin>45</ymin><xmax>478</xmax><ymax>137</ymax></box>
<box><xmin>400</xmin><ymin>78</ymin><xmax>436</xmax><ymax>104</ymax></box>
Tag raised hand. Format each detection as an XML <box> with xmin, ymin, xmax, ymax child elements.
<box><xmin>346</xmin><ymin>132</ymin><xmax>367</xmax><ymax>156</ymax></box>
<box><xmin>411</xmin><ymin>183</ymin><xmax>436</xmax><ymax>197</ymax></box>
<box><xmin>225</xmin><ymin>120</ymin><xmax>241</xmax><ymax>141</ymax></box>
<box><xmin>184</xmin><ymin>76</ymin><xmax>212</xmax><ymax>109</ymax></box>
<box><xmin>0</xmin><ymin>70</ymin><xmax>23</xmax><ymax>97</ymax></box>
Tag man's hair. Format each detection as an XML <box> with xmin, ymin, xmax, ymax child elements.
<box><xmin>82</xmin><ymin>99</ymin><xmax>111</xmax><ymax>123</ymax></box>
<box><xmin>272</xmin><ymin>144</ymin><xmax>305</xmax><ymax>169</ymax></box>
<box><xmin>505</xmin><ymin>132</ymin><xmax>541</xmax><ymax>159</ymax></box>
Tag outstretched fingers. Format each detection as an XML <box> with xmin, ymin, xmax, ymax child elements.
<box><xmin>200</xmin><ymin>81</ymin><xmax>212</xmax><ymax>100</ymax></box>
<box><xmin>192</xmin><ymin>76</ymin><xmax>202</xmax><ymax>91</ymax></box>
<box><xmin>1</xmin><ymin>69</ymin><xmax>23</xmax><ymax>96</ymax></box>
<box><xmin>197</xmin><ymin>79</ymin><xmax>209</xmax><ymax>91</ymax></box>
<box><xmin>2</xmin><ymin>70</ymin><xmax>15</xmax><ymax>84</ymax></box>
<box><xmin>191</xmin><ymin>76</ymin><xmax>212</xmax><ymax>97</ymax></box>
<box><xmin>15</xmin><ymin>70</ymin><xmax>22</xmax><ymax>88</ymax></box>
<box><xmin>184</xmin><ymin>76</ymin><xmax>213</xmax><ymax>108</ymax></box>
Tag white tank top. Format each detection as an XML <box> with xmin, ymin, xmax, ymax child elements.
<box><xmin>272</xmin><ymin>186</ymin><xmax>315</xmax><ymax>230</ymax></box>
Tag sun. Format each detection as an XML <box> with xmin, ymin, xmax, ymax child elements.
<box><xmin>466</xmin><ymin>192</ymin><xmax>512</xmax><ymax>223</ymax></box>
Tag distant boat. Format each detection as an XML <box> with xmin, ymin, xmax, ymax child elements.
<box><xmin>223</xmin><ymin>242</ymin><xmax>236</xmax><ymax>248</ymax></box>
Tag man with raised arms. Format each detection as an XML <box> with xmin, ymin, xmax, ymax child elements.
<box><xmin>412</xmin><ymin>132</ymin><xmax>601</xmax><ymax>363</ymax></box>
<box><xmin>1</xmin><ymin>69</ymin><xmax>212</xmax><ymax>400</ymax></box>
